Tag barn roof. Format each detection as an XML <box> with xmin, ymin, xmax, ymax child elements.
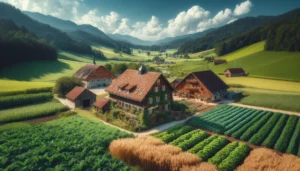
<box><xmin>73</xmin><ymin>64</ymin><xmax>112</xmax><ymax>81</ymax></box>
<box><xmin>105</xmin><ymin>69</ymin><xmax>173</xmax><ymax>102</ymax></box>
<box><xmin>93</xmin><ymin>98</ymin><xmax>110</xmax><ymax>108</ymax></box>
<box><xmin>190</xmin><ymin>70</ymin><xmax>228</xmax><ymax>93</ymax></box>
<box><xmin>171</xmin><ymin>78</ymin><xmax>182</xmax><ymax>83</ymax></box>
<box><xmin>66</xmin><ymin>86</ymin><xmax>86</xmax><ymax>101</ymax></box>
<box><xmin>225</xmin><ymin>68</ymin><xmax>245</xmax><ymax>74</ymax></box>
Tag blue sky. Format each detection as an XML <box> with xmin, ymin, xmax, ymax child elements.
<box><xmin>2</xmin><ymin>0</ymin><xmax>300</xmax><ymax>41</ymax></box>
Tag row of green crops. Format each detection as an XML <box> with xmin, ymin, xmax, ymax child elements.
<box><xmin>0</xmin><ymin>115</ymin><xmax>132</xmax><ymax>170</ymax></box>
<box><xmin>154</xmin><ymin>128</ymin><xmax>251</xmax><ymax>170</ymax></box>
<box><xmin>188</xmin><ymin>105</ymin><xmax>300</xmax><ymax>156</ymax></box>
<box><xmin>0</xmin><ymin>100</ymin><xmax>68</xmax><ymax>123</ymax></box>
<box><xmin>0</xmin><ymin>87</ymin><xmax>52</xmax><ymax>97</ymax></box>
<box><xmin>154</xmin><ymin>124</ymin><xmax>193</xmax><ymax>143</ymax></box>
<box><xmin>0</xmin><ymin>92</ymin><xmax>52</xmax><ymax>109</ymax></box>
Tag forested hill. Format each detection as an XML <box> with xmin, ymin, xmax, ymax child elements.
<box><xmin>176</xmin><ymin>16</ymin><xmax>274</xmax><ymax>54</ymax></box>
<box><xmin>0</xmin><ymin>2</ymin><xmax>93</xmax><ymax>55</ymax></box>
<box><xmin>0</xmin><ymin>19</ymin><xmax>57</xmax><ymax>68</ymax></box>
<box><xmin>215</xmin><ymin>8</ymin><xmax>300</xmax><ymax>56</ymax></box>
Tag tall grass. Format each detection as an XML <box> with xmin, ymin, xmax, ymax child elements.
<box><xmin>236</xmin><ymin>148</ymin><xmax>300</xmax><ymax>171</ymax></box>
<box><xmin>109</xmin><ymin>136</ymin><xmax>217</xmax><ymax>171</ymax></box>
<box><xmin>0</xmin><ymin>101</ymin><xmax>68</xmax><ymax>123</ymax></box>
<box><xmin>0</xmin><ymin>92</ymin><xmax>52</xmax><ymax>109</ymax></box>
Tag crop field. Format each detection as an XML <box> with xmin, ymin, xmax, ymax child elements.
<box><xmin>188</xmin><ymin>105</ymin><xmax>300</xmax><ymax>155</ymax></box>
<box><xmin>154</xmin><ymin>124</ymin><xmax>251</xmax><ymax>170</ymax></box>
<box><xmin>0</xmin><ymin>80</ymin><xmax>53</xmax><ymax>94</ymax></box>
<box><xmin>0</xmin><ymin>100</ymin><xmax>68</xmax><ymax>123</ymax></box>
<box><xmin>0</xmin><ymin>115</ymin><xmax>132</xmax><ymax>170</ymax></box>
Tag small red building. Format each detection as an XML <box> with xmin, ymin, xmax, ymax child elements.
<box><xmin>66</xmin><ymin>86</ymin><xmax>96</xmax><ymax>108</ymax></box>
<box><xmin>93</xmin><ymin>98</ymin><xmax>110</xmax><ymax>113</ymax></box>
<box><xmin>175</xmin><ymin>70</ymin><xmax>228</xmax><ymax>102</ymax></box>
<box><xmin>224</xmin><ymin>68</ymin><xmax>246</xmax><ymax>77</ymax></box>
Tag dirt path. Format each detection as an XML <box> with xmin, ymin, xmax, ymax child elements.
<box><xmin>230</xmin><ymin>103</ymin><xmax>300</xmax><ymax>116</ymax></box>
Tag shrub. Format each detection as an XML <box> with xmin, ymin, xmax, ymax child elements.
<box><xmin>188</xmin><ymin>135</ymin><xmax>218</xmax><ymax>154</ymax></box>
<box><xmin>130</xmin><ymin>107</ymin><xmax>137</xmax><ymax>114</ymax></box>
<box><xmin>286</xmin><ymin>119</ymin><xmax>300</xmax><ymax>155</ymax></box>
<box><xmin>262</xmin><ymin>114</ymin><xmax>288</xmax><ymax>148</ymax></box>
<box><xmin>248</xmin><ymin>113</ymin><xmax>281</xmax><ymax>145</ymax></box>
<box><xmin>218</xmin><ymin>143</ymin><xmax>250</xmax><ymax>171</ymax></box>
<box><xmin>274</xmin><ymin>115</ymin><xmax>298</xmax><ymax>152</ymax></box>
<box><xmin>239</xmin><ymin>112</ymin><xmax>272</xmax><ymax>141</ymax></box>
<box><xmin>0</xmin><ymin>92</ymin><xmax>52</xmax><ymax>109</ymax></box>
<box><xmin>139</xmin><ymin>110</ymin><xmax>150</xmax><ymax>128</ymax></box>
<box><xmin>53</xmin><ymin>76</ymin><xmax>83</xmax><ymax>97</ymax></box>
<box><xmin>208</xmin><ymin>142</ymin><xmax>239</xmax><ymax>166</ymax></box>
<box><xmin>197</xmin><ymin>136</ymin><xmax>228</xmax><ymax>161</ymax></box>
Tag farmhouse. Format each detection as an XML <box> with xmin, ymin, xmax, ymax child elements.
<box><xmin>73</xmin><ymin>64</ymin><xmax>115</xmax><ymax>89</ymax></box>
<box><xmin>214</xmin><ymin>59</ymin><xmax>227</xmax><ymax>65</ymax></box>
<box><xmin>105</xmin><ymin>65</ymin><xmax>174</xmax><ymax>115</ymax></box>
<box><xmin>66</xmin><ymin>86</ymin><xmax>96</xmax><ymax>108</ymax></box>
<box><xmin>175</xmin><ymin>70</ymin><xmax>228</xmax><ymax>102</ymax></box>
<box><xmin>93</xmin><ymin>97</ymin><xmax>110</xmax><ymax>113</ymax></box>
<box><xmin>224</xmin><ymin>68</ymin><xmax>246</xmax><ymax>77</ymax></box>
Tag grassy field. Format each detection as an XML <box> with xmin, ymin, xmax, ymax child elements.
<box><xmin>0</xmin><ymin>80</ymin><xmax>54</xmax><ymax>93</ymax></box>
<box><xmin>0</xmin><ymin>100</ymin><xmax>68</xmax><ymax>123</ymax></box>
<box><xmin>0</xmin><ymin>115</ymin><xmax>132</xmax><ymax>170</ymax></box>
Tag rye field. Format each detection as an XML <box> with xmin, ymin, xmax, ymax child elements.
<box><xmin>0</xmin><ymin>116</ymin><xmax>132</xmax><ymax>170</ymax></box>
<box><xmin>153</xmin><ymin>124</ymin><xmax>251</xmax><ymax>171</ymax></box>
<box><xmin>188</xmin><ymin>105</ymin><xmax>300</xmax><ymax>155</ymax></box>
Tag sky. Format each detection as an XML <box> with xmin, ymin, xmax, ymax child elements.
<box><xmin>2</xmin><ymin>0</ymin><xmax>300</xmax><ymax>41</ymax></box>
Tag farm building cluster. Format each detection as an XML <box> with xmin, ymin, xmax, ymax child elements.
<box><xmin>66</xmin><ymin>64</ymin><xmax>246</xmax><ymax>113</ymax></box>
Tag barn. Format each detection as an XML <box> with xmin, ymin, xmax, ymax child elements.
<box><xmin>175</xmin><ymin>70</ymin><xmax>228</xmax><ymax>102</ymax></box>
<box><xmin>224</xmin><ymin>68</ymin><xmax>246</xmax><ymax>77</ymax></box>
<box><xmin>66</xmin><ymin>86</ymin><xmax>96</xmax><ymax>108</ymax></box>
<box><xmin>73</xmin><ymin>64</ymin><xmax>115</xmax><ymax>89</ymax></box>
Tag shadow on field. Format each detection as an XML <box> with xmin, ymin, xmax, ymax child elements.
<box><xmin>0</xmin><ymin>59</ymin><xmax>71</xmax><ymax>81</ymax></box>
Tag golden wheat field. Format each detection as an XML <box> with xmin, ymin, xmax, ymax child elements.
<box><xmin>237</xmin><ymin>148</ymin><xmax>300</xmax><ymax>171</ymax></box>
<box><xmin>109</xmin><ymin>136</ymin><xmax>217</xmax><ymax>171</ymax></box>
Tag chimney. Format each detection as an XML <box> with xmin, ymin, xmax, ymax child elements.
<box><xmin>138</xmin><ymin>65</ymin><xmax>147</xmax><ymax>75</ymax></box>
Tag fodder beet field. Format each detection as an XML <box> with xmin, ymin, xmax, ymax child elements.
<box><xmin>153</xmin><ymin>124</ymin><xmax>251</xmax><ymax>171</ymax></box>
<box><xmin>188</xmin><ymin>105</ymin><xmax>300</xmax><ymax>156</ymax></box>
<box><xmin>0</xmin><ymin>115</ymin><xmax>132</xmax><ymax>170</ymax></box>
<box><xmin>0</xmin><ymin>100</ymin><xmax>68</xmax><ymax>123</ymax></box>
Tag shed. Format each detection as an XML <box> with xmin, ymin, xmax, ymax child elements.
<box><xmin>224</xmin><ymin>68</ymin><xmax>246</xmax><ymax>77</ymax></box>
<box><xmin>66</xmin><ymin>86</ymin><xmax>96</xmax><ymax>108</ymax></box>
<box><xmin>93</xmin><ymin>98</ymin><xmax>110</xmax><ymax>113</ymax></box>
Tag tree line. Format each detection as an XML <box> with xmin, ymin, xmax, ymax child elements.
<box><xmin>0</xmin><ymin>19</ymin><xmax>57</xmax><ymax>68</ymax></box>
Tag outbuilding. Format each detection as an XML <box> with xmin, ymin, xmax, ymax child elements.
<box><xmin>224</xmin><ymin>68</ymin><xmax>246</xmax><ymax>77</ymax></box>
<box><xmin>66</xmin><ymin>86</ymin><xmax>96</xmax><ymax>108</ymax></box>
<box><xmin>93</xmin><ymin>98</ymin><xmax>110</xmax><ymax>113</ymax></box>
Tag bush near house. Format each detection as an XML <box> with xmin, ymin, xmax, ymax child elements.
<box><xmin>53</xmin><ymin>76</ymin><xmax>83</xmax><ymax>97</ymax></box>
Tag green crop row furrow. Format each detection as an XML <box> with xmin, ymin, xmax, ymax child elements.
<box><xmin>159</xmin><ymin>126</ymin><xmax>193</xmax><ymax>143</ymax></box>
<box><xmin>188</xmin><ymin>135</ymin><xmax>218</xmax><ymax>154</ymax></box>
<box><xmin>223</xmin><ymin>109</ymin><xmax>255</xmax><ymax>129</ymax></box>
<box><xmin>208</xmin><ymin>142</ymin><xmax>239</xmax><ymax>166</ymax></box>
<box><xmin>196</xmin><ymin>136</ymin><xmax>229</xmax><ymax>161</ymax></box>
<box><xmin>169</xmin><ymin>130</ymin><xmax>199</xmax><ymax>146</ymax></box>
<box><xmin>154</xmin><ymin>124</ymin><xmax>185</xmax><ymax>138</ymax></box>
<box><xmin>177</xmin><ymin>131</ymin><xmax>209</xmax><ymax>151</ymax></box>
<box><xmin>286</xmin><ymin>119</ymin><xmax>300</xmax><ymax>155</ymax></box>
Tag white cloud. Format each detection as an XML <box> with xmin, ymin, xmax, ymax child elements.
<box><xmin>1</xmin><ymin>0</ymin><xmax>253</xmax><ymax>41</ymax></box>
<box><xmin>234</xmin><ymin>0</ymin><xmax>252</xmax><ymax>16</ymax></box>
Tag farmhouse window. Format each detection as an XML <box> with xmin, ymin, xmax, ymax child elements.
<box><xmin>165</xmin><ymin>94</ymin><xmax>168</xmax><ymax>100</ymax></box>
<box><xmin>162</xmin><ymin>85</ymin><xmax>166</xmax><ymax>91</ymax></box>
<box><xmin>118</xmin><ymin>88</ymin><xmax>122</xmax><ymax>92</ymax></box>
<box><xmin>155</xmin><ymin>87</ymin><xmax>158</xmax><ymax>92</ymax></box>
<box><xmin>156</xmin><ymin>96</ymin><xmax>160</xmax><ymax>102</ymax></box>
<box><xmin>149</xmin><ymin>98</ymin><xmax>153</xmax><ymax>104</ymax></box>
<box><xmin>157</xmin><ymin>79</ymin><xmax>160</xmax><ymax>84</ymax></box>
<box><xmin>165</xmin><ymin>104</ymin><xmax>169</xmax><ymax>111</ymax></box>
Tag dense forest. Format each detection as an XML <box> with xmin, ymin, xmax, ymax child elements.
<box><xmin>215</xmin><ymin>9</ymin><xmax>300</xmax><ymax>56</ymax></box>
<box><xmin>0</xmin><ymin>19</ymin><xmax>57</xmax><ymax>68</ymax></box>
<box><xmin>0</xmin><ymin>2</ymin><xmax>93</xmax><ymax>55</ymax></box>
<box><xmin>176</xmin><ymin>16</ymin><xmax>274</xmax><ymax>54</ymax></box>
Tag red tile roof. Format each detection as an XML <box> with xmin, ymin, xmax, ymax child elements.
<box><xmin>225</xmin><ymin>68</ymin><xmax>245</xmax><ymax>74</ymax></box>
<box><xmin>105</xmin><ymin>70</ymin><xmax>162</xmax><ymax>102</ymax></box>
<box><xmin>73</xmin><ymin>64</ymin><xmax>113</xmax><ymax>81</ymax></box>
<box><xmin>93</xmin><ymin>98</ymin><xmax>110</xmax><ymax>108</ymax></box>
<box><xmin>66</xmin><ymin>86</ymin><xmax>86</xmax><ymax>101</ymax></box>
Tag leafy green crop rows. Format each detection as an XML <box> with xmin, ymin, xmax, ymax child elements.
<box><xmin>0</xmin><ymin>115</ymin><xmax>132</xmax><ymax>170</ymax></box>
<box><xmin>0</xmin><ymin>100</ymin><xmax>68</xmax><ymax>123</ymax></box>
<box><xmin>155</xmin><ymin>125</ymin><xmax>193</xmax><ymax>143</ymax></box>
<box><xmin>154</xmin><ymin>127</ymin><xmax>250</xmax><ymax>170</ymax></box>
<box><xmin>0</xmin><ymin>92</ymin><xmax>52</xmax><ymax>109</ymax></box>
<box><xmin>188</xmin><ymin>105</ymin><xmax>300</xmax><ymax>155</ymax></box>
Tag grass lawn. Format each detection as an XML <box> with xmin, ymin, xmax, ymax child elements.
<box><xmin>0</xmin><ymin>100</ymin><xmax>68</xmax><ymax>123</ymax></box>
<box><xmin>0</xmin><ymin>115</ymin><xmax>132</xmax><ymax>170</ymax></box>
<box><xmin>0</xmin><ymin>79</ymin><xmax>54</xmax><ymax>93</ymax></box>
